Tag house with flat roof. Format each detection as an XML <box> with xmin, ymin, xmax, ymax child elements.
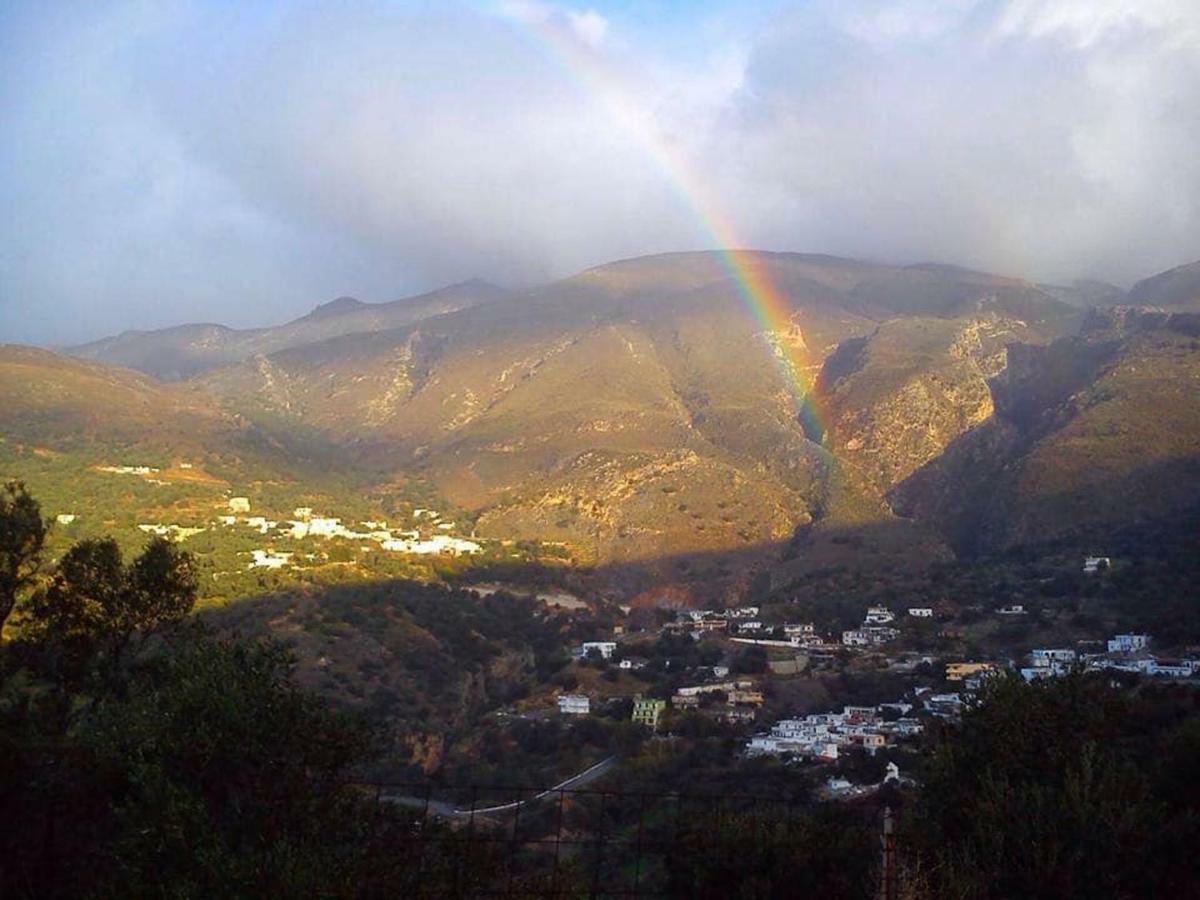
<box><xmin>558</xmin><ymin>694</ymin><xmax>590</xmax><ymax>715</ymax></box>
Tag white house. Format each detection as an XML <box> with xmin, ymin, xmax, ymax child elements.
<box><xmin>1031</xmin><ymin>648</ymin><xmax>1077</xmax><ymax>666</ymax></box>
<box><xmin>676</xmin><ymin>681</ymin><xmax>753</xmax><ymax>699</ymax></box>
<box><xmin>307</xmin><ymin>517</ymin><xmax>345</xmax><ymax>536</ymax></box>
<box><xmin>380</xmin><ymin>535</ymin><xmax>483</xmax><ymax>555</ymax></box>
<box><xmin>843</xmin><ymin>630</ymin><xmax>871</xmax><ymax>647</ymax></box>
<box><xmin>1083</xmin><ymin>556</ymin><xmax>1111</xmax><ymax>574</ymax></box>
<box><xmin>1108</xmin><ymin>634</ymin><xmax>1150</xmax><ymax>653</ymax></box>
<box><xmin>995</xmin><ymin>604</ymin><xmax>1026</xmax><ymax>616</ymax></box>
<box><xmin>783</xmin><ymin>623</ymin><xmax>815</xmax><ymax>636</ymax></box>
<box><xmin>249</xmin><ymin>549</ymin><xmax>293</xmax><ymax>570</ymax></box>
<box><xmin>865</xmin><ymin>626</ymin><xmax>900</xmax><ymax>644</ymax></box>
<box><xmin>558</xmin><ymin>694</ymin><xmax>590</xmax><ymax>715</ymax></box>
<box><xmin>907</xmin><ymin>608</ymin><xmax>934</xmax><ymax>618</ymax></box>
<box><xmin>228</xmin><ymin>497</ymin><xmax>251</xmax><ymax>513</ymax></box>
<box><xmin>99</xmin><ymin>465</ymin><xmax>159</xmax><ymax>476</ymax></box>
<box><xmin>55</xmin><ymin>514</ymin><xmax>76</xmax><ymax>525</ymax></box>
<box><xmin>864</xmin><ymin>606</ymin><xmax>895</xmax><ymax>625</ymax></box>
<box><xmin>580</xmin><ymin>641</ymin><xmax>617</xmax><ymax>660</ymax></box>
<box><xmin>1148</xmin><ymin>661</ymin><xmax>1193</xmax><ymax>678</ymax></box>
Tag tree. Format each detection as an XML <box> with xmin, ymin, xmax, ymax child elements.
<box><xmin>25</xmin><ymin>536</ymin><xmax>195</xmax><ymax>671</ymax></box>
<box><xmin>910</xmin><ymin>673</ymin><xmax>1200</xmax><ymax>898</ymax></box>
<box><xmin>733</xmin><ymin>645</ymin><xmax>767</xmax><ymax>675</ymax></box>
<box><xmin>0</xmin><ymin>493</ymin><xmax>393</xmax><ymax>896</ymax></box>
<box><xmin>4</xmin><ymin>626</ymin><xmax>378</xmax><ymax>898</ymax></box>
<box><xmin>0</xmin><ymin>481</ymin><xmax>47</xmax><ymax>638</ymax></box>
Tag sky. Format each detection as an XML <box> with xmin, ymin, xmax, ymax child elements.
<box><xmin>2</xmin><ymin>0</ymin><xmax>1198</xmax><ymax>345</ymax></box>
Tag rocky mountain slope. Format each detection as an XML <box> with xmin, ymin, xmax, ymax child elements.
<box><xmin>0</xmin><ymin>344</ymin><xmax>232</xmax><ymax>448</ymax></box>
<box><xmin>67</xmin><ymin>280</ymin><xmax>507</xmax><ymax>380</ymax></box>
<box><xmin>0</xmin><ymin>344</ymin><xmax>366</xmax><ymax>516</ymax></box>
<box><xmin>891</xmin><ymin>310</ymin><xmax>1200</xmax><ymax>554</ymax></box>
<box><xmin>810</xmin><ymin>313</ymin><xmax>1070</xmax><ymax>498</ymax></box>
<box><xmin>191</xmin><ymin>252</ymin><xmax>1080</xmax><ymax>564</ymax></box>
<box><xmin>1128</xmin><ymin>261</ymin><xmax>1200</xmax><ymax>311</ymax></box>
<box><xmin>9</xmin><ymin>251</ymin><xmax>1199</xmax><ymax>586</ymax></box>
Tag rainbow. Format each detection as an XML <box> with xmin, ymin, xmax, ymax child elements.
<box><xmin>505</xmin><ymin>9</ymin><xmax>829</xmax><ymax>444</ymax></box>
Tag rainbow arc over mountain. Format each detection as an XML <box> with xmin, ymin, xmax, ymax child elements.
<box><xmin>511</xmin><ymin>13</ymin><xmax>829</xmax><ymax>445</ymax></box>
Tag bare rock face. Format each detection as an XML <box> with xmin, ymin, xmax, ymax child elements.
<box><xmin>815</xmin><ymin>315</ymin><xmax>1049</xmax><ymax>499</ymax></box>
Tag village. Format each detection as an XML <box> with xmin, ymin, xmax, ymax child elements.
<box><xmin>543</xmin><ymin>558</ymin><xmax>1200</xmax><ymax>797</ymax></box>
<box><xmin>222</xmin><ymin>500</ymin><xmax>485</xmax><ymax>566</ymax></box>
<box><xmin>68</xmin><ymin>464</ymin><xmax>487</xmax><ymax>567</ymax></box>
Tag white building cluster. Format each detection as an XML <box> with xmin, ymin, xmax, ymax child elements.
<box><xmin>577</xmin><ymin>641</ymin><xmax>617</xmax><ymax>660</ymax></box>
<box><xmin>210</xmin><ymin>505</ymin><xmax>485</xmax><ymax>569</ymax></box>
<box><xmin>842</xmin><ymin>607</ymin><xmax>900</xmax><ymax>647</ymax></box>
<box><xmin>1019</xmin><ymin>634</ymin><xmax>1199</xmax><ymax>681</ymax></box>
<box><xmin>98</xmin><ymin>465</ymin><xmax>160</xmax><ymax>476</ymax></box>
<box><xmin>748</xmin><ymin>701</ymin><xmax>923</xmax><ymax>761</ymax></box>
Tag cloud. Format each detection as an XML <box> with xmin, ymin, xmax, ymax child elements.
<box><xmin>497</xmin><ymin>1</ymin><xmax>608</xmax><ymax>47</ymax></box>
<box><xmin>567</xmin><ymin>9</ymin><xmax>609</xmax><ymax>47</ymax></box>
<box><xmin>1</xmin><ymin>0</ymin><xmax>1199</xmax><ymax>344</ymax></box>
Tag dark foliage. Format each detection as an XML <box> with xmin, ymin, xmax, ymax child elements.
<box><xmin>0</xmin><ymin>480</ymin><xmax>46</xmax><ymax>635</ymax></box>
<box><xmin>909</xmin><ymin>673</ymin><xmax>1200</xmax><ymax>899</ymax></box>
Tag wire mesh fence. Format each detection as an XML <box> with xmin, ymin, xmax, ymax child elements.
<box><xmin>351</xmin><ymin>780</ymin><xmax>894</xmax><ymax>898</ymax></box>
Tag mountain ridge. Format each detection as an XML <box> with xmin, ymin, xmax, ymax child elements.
<box><xmin>6</xmin><ymin>249</ymin><xmax>1199</xmax><ymax>591</ymax></box>
<box><xmin>66</xmin><ymin>279</ymin><xmax>508</xmax><ymax>380</ymax></box>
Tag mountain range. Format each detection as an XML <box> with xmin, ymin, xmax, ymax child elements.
<box><xmin>67</xmin><ymin>279</ymin><xmax>507</xmax><ymax>381</ymax></box>
<box><xmin>4</xmin><ymin>250</ymin><xmax>1199</xmax><ymax>597</ymax></box>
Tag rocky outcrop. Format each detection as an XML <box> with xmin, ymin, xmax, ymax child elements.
<box><xmin>892</xmin><ymin>321</ymin><xmax>1200</xmax><ymax>555</ymax></box>
<box><xmin>816</xmin><ymin>315</ymin><xmax>1048</xmax><ymax>498</ymax></box>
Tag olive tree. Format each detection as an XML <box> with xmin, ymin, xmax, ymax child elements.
<box><xmin>0</xmin><ymin>481</ymin><xmax>47</xmax><ymax>638</ymax></box>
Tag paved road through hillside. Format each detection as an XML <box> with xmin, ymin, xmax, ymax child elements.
<box><xmin>380</xmin><ymin>756</ymin><xmax>618</xmax><ymax>819</ymax></box>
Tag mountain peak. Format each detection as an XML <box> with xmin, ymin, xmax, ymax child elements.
<box><xmin>305</xmin><ymin>296</ymin><xmax>365</xmax><ymax>320</ymax></box>
<box><xmin>1129</xmin><ymin>259</ymin><xmax>1200</xmax><ymax>311</ymax></box>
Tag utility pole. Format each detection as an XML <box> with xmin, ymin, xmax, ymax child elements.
<box><xmin>878</xmin><ymin>805</ymin><xmax>897</xmax><ymax>900</ymax></box>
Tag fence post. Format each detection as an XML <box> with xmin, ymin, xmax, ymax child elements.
<box><xmin>878</xmin><ymin>805</ymin><xmax>897</xmax><ymax>900</ymax></box>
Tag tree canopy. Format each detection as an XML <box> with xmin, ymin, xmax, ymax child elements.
<box><xmin>0</xmin><ymin>480</ymin><xmax>46</xmax><ymax>637</ymax></box>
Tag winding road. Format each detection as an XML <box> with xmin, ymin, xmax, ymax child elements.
<box><xmin>381</xmin><ymin>755</ymin><xmax>618</xmax><ymax>819</ymax></box>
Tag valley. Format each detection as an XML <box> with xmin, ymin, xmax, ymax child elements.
<box><xmin>8</xmin><ymin>4</ymin><xmax>1200</xmax><ymax>892</ymax></box>
<box><xmin>4</xmin><ymin>247</ymin><xmax>1200</xmax><ymax>796</ymax></box>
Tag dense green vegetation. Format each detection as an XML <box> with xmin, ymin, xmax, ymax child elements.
<box><xmin>909</xmin><ymin>672</ymin><xmax>1200</xmax><ymax>898</ymax></box>
<box><xmin>5</xmin><ymin>483</ymin><xmax>1200</xmax><ymax>896</ymax></box>
<box><xmin>2</xmin><ymin>483</ymin><xmax>368</xmax><ymax>894</ymax></box>
<box><xmin>0</xmin><ymin>437</ymin><xmax>573</xmax><ymax>610</ymax></box>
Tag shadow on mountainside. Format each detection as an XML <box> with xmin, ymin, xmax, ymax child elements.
<box><xmin>892</xmin><ymin>432</ymin><xmax>1200</xmax><ymax>558</ymax></box>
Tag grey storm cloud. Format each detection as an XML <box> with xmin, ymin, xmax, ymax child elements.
<box><xmin>1</xmin><ymin>0</ymin><xmax>1198</xmax><ymax>344</ymax></box>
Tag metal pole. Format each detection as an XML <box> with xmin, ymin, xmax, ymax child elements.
<box><xmin>878</xmin><ymin>805</ymin><xmax>897</xmax><ymax>900</ymax></box>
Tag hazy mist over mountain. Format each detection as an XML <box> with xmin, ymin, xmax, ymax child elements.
<box><xmin>3</xmin><ymin>0</ymin><xmax>1199</xmax><ymax>344</ymax></box>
